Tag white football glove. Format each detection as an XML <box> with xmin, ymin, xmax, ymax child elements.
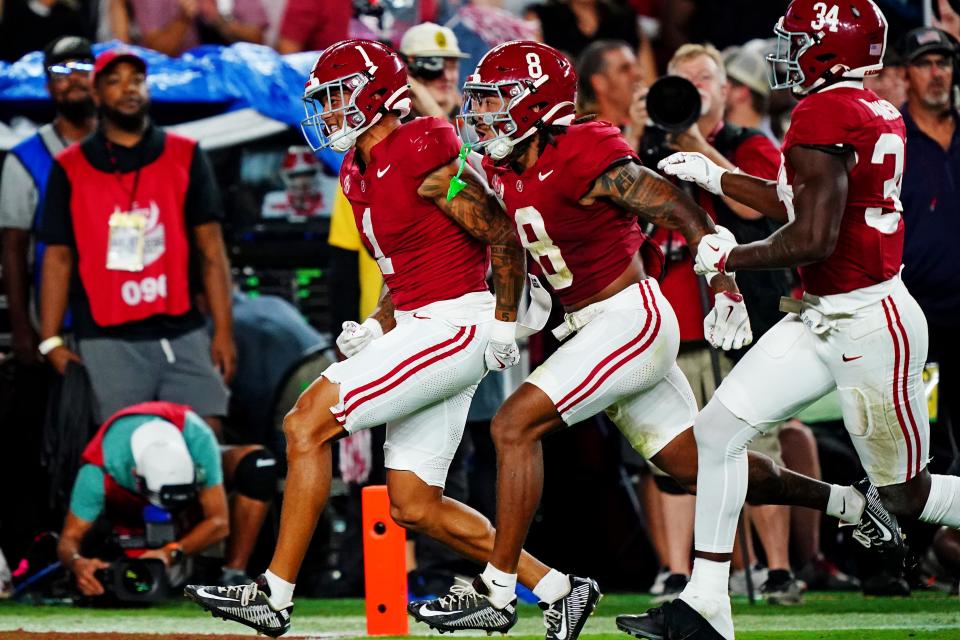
<box><xmin>705</xmin><ymin>291</ymin><xmax>753</xmax><ymax>351</ymax></box>
<box><xmin>485</xmin><ymin>320</ymin><xmax>520</xmax><ymax>371</ymax></box>
<box><xmin>657</xmin><ymin>151</ymin><xmax>729</xmax><ymax>195</ymax></box>
<box><xmin>694</xmin><ymin>225</ymin><xmax>738</xmax><ymax>283</ymax></box>
<box><xmin>336</xmin><ymin>318</ymin><xmax>383</xmax><ymax>358</ymax></box>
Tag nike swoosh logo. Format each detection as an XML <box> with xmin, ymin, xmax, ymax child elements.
<box><xmin>724</xmin><ymin>306</ymin><xmax>734</xmax><ymax>321</ymax></box>
<box><xmin>538</xmin><ymin>170</ymin><xmax>554</xmax><ymax>181</ymax></box>
<box><xmin>492</xmin><ymin>355</ymin><xmax>506</xmax><ymax>369</ymax></box>
<box><xmin>491</xmin><ymin>580</ymin><xmax>510</xmax><ymax>588</ymax></box>
<box><xmin>412</xmin><ymin>312</ymin><xmax>430</xmax><ymax>320</ymax></box>
<box><xmin>418</xmin><ymin>605</ymin><xmax>461</xmax><ymax>618</ymax></box>
<box><xmin>706</xmin><ymin>243</ymin><xmax>720</xmax><ymax>251</ymax></box>
<box><xmin>867</xmin><ymin>512</ymin><xmax>893</xmax><ymax>541</ymax></box>
<box><xmin>377</xmin><ymin>165</ymin><xmax>391</xmax><ymax>178</ymax></box>
<box><xmin>840</xmin><ymin>496</ymin><xmax>846</xmax><ymax>515</ymax></box>
<box><xmin>842</xmin><ymin>354</ymin><xmax>863</xmax><ymax>362</ymax></box>
<box><xmin>195</xmin><ymin>587</ymin><xmax>239</xmax><ymax>602</ymax></box>
<box><xmin>557</xmin><ymin>605</ymin><xmax>568</xmax><ymax>640</ymax></box>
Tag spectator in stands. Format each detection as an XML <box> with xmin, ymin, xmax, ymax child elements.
<box><xmin>127</xmin><ymin>0</ymin><xmax>268</xmax><ymax>57</ymax></box>
<box><xmin>400</xmin><ymin>23</ymin><xmax>470</xmax><ymax>120</ymax></box>
<box><xmin>445</xmin><ymin>1</ymin><xmax>539</xmax><ymax>87</ymax></box>
<box><xmin>275</xmin><ymin>0</ymin><xmax>351</xmax><ymax>54</ymax></box>
<box><xmin>0</xmin><ymin>0</ymin><xmax>91</xmax><ymax>63</ymax></box>
<box><xmin>899</xmin><ymin>27</ymin><xmax>960</xmax><ymax>472</ymax></box>
<box><xmin>1</xmin><ymin>37</ymin><xmax>96</xmax><ymax>365</ymax></box>
<box><xmin>865</xmin><ymin>50</ymin><xmax>907</xmax><ymax>107</ymax></box>
<box><xmin>37</xmin><ymin>49</ymin><xmax>235</xmax><ymax>434</ymax></box>
<box><xmin>529</xmin><ymin>0</ymin><xmax>655</xmax><ymax>82</ymax></box>
<box><xmin>576</xmin><ymin>40</ymin><xmax>647</xmax><ymax>150</ymax></box>
<box><xmin>57</xmin><ymin>402</ymin><xmax>278</xmax><ymax>593</ymax></box>
<box><xmin>722</xmin><ymin>45</ymin><xmax>776</xmax><ymax>141</ymax></box>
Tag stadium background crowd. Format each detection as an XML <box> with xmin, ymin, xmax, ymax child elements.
<box><xmin>0</xmin><ymin>0</ymin><xmax>958</xmax><ymax>608</ymax></box>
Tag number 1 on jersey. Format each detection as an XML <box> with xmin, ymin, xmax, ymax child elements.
<box><xmin>361</xmin><ymin>207</ymin><xmax>394</xmax><ymax>274</ymax></box>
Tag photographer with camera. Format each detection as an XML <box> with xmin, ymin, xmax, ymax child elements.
<box><xmin>399</xmin><ymin>22</ymin><xmax>469</xmax><ymax>120</ymax></box>
<box><xmin>56</xmin><ymin>402</ymin><xmax>261</xmax><ymax>599</ymax></box>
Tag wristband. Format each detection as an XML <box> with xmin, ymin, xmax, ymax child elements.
<box><xmin>38</xmin><ymin>336</ymin><xmax>64</xmax><ymax>356</ymax></box>
<box><xmin>164</xmin><ymin>542</ymin><xmax>184</xmax><ymax>563</ymax></box>
<box><xmin>489</xmin><ymin>319</ymin><xmax>517</xmax><ymax>343</ymax></box>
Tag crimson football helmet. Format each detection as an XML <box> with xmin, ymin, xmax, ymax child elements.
<box><xmin>767</xmin><ymin>0</ymin><xmax>887</xmax><ymax>94</ymax></box>
<box><xmin>301</xmin><ymin>39</ymin><xmax>411</xmax><ymax>152</ymax></box>
<box><xmin>461</xmin><ymin>41</ymin><xmax>576</xmax><ymax>160</ymax></box>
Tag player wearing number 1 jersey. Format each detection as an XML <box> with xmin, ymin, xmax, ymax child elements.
<box><xmin>413</xmin><ymin>39</ymin><xmax>900</xmax><ymax>640</ymax></box>
<box><xmin>628</xmin><ymin>1</ymin><xmax>960</xmax><ymax>638</ymax></box>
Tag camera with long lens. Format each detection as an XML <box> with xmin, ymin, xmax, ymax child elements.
<box><xmin>94</xmin><ymin>557</ymin><xmax>168</xmax><ymax>603</ymax></box>
<box><xmin>640</xmin><ymin>75</ymin><xmax>702</xmax><ymax>167</ymax></box>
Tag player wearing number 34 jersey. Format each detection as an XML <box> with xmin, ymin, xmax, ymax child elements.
<box><xmin>634</xmin><ymin>1</ymin><xmax>960</xmax><ymax>638</ymax></box>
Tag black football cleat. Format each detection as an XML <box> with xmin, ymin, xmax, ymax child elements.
<box><xmin>851</xmin><ymin>479</ymin><xmax>905</xmax><ymax>561</ymax></box>
<box><xmin>616</xmin><ymin>600</ymin><xmax>725</xmax><ymax>640</ymax></box>
<box><xmin>409</xmin><ymin>576</ymin><xmax>517</xmax><ymax>634</ymax></box>
<box><xmin>185</xmin><ymin>574</ymin><xmax>292</xmax><ymax>638</ymax></box>
<box><xmin>540</xmin><ymin>575</ymin><xmax>602</xmax><ymax>640</ymax></box>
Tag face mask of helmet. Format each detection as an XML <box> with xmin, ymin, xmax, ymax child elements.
<box><xmin>767</xmin><ymin>20</ymin><xmax>819</xmax><ymax>92</ymax></box>
<box><xmin>301</xmin><ymin>73</ymin><xmax>370</xmax><ymax>152</ymax></box>
<box><xmin>459</xmin><ymin>78</ymin><xmax>558</xmax><ymax>161</ymax></box>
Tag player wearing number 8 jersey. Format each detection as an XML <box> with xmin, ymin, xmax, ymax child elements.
<box><xmin>634</xmin><ymin>1</ymin><xmax>960</xmax><ymax>638</ymax></box>
<box><xmin>414</xmin><ymin>39</ymin><xmax>901</xmax><ymax>640</ymax></box>
<box><xmin>185</xmin><ymin>39</ymin><xmax>605</xmax><ymax>640</ymax></box>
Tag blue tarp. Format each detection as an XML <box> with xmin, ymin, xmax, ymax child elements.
<box><xmin>0</xmin><ymin>41</ymin><xmax>318</xmax><ymax>128</ymax></box>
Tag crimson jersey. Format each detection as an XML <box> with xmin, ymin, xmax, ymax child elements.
<box><xmin>484</xmin><ymin>121</ymin><xmax>658</xmax><ymax>307</ymax></box>
<box><xmin>779</xmin><ymin>86</ymin><xmax>906</xmax><ymax>296</ymax></box>
<box><xmin>341</xmin><ymin>117</ymin><xmax>489</xmax><ymax>310</ymax></box>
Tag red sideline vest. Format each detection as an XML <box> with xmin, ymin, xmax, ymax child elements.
<box><xmin>81</xmin><ymin>402</ymin><xmax>191</xmax><ymax>530</ymax></box>
<box><xmin>58</xmin><ymin>134</ymin><xmax>195</xmax><ymax>327</ymax></box>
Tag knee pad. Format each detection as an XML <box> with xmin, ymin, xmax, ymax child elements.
<box><xmin>653</xmin><ymin>474</ymin><xmax>688</xmax><ymax>495</ymax></box>
<box><xmin>694</xmin><ymin>398</ymin><xmax>769</xmax><ymax>460</ymax></box>
<box><xmin>234</xmin><ymin>449</ymin><xmax>279</xmax><ymax>502</ymax></box>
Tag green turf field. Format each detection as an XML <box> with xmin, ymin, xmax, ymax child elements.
<box><xmin>1</xmin><ymin>592</ymin><xmax>958</xmax><ymax>638</ymax></box>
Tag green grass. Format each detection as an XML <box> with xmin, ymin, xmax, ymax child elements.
<box><xmin>0</xmin><ymin>592</ymin><xmax>958</xmax><ymax>638</ymax></box>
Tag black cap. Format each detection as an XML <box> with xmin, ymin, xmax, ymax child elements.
<box><xmin>902</xmin><ymin>27</ymin><xmax>956</xmax><ymax>63</ymax></box>
<box><xmin>43</xmin><ymin>36</ymin><xmax>94</xmax><ymax>68</ymax></box>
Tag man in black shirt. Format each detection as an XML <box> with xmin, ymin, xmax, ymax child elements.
<box><xmin>38</xmin><ymin>49</ymin><xmax>235</xmax><ymax>431</ymax></box>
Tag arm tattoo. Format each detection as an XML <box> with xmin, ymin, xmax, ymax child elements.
<box><xmin>419</xmin><ymin>162</ymin><xmax>525</xmax><ymax>321</ymax></box>
<box><xmin>371</xmin><ymin>287</ymin><xmax>397</xmax><ymax>332</ymax></box>
<box><xmin>591</xmin><ymin>162</ymin><xmax>716</xmax><ymax>248</ymax></box>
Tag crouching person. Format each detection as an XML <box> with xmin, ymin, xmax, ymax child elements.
<box><xmin>56</xmin><ymin>401</ymin><xmax>276</xmax><ymax>600</ymax></box>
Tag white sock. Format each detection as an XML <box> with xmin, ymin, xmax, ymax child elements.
<box><xmin>827</xmin><ymin>484</ymin><xmax>866</xmax><ymax>524</ymax></box>
<box><xmin>263</xmin><ymin>570</ymin><xmax>295</xmax><ymax>608</ymax></box>
<box><xmin>679</xmin><ymin>558</ymin><xmax>734</xmax><ymax>640</ymax></box>
<box><xmin>481</xmin><ymin>563</ymin><xmax>517</xmax><ymax>609</ymax></box>
<box><xmin>532</xmin><ymin>569</ymin><xmax>570</xmax><ymax>605</ymax></box>
<box><xmin>920</xmin><ymin>474</ymin><xmax>960</xmax><ymax>528</ymax></box>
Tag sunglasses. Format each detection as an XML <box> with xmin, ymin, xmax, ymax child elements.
<box><xmin>47</xmin><ymin>60</ymin><xmax>95</xmax><ymax>76</ymax></box>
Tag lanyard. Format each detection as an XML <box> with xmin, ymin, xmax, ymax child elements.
<box><xmin>105</xmin><ymin>139</ymin><xmax>144</xmax><ymax>211</ymax></box>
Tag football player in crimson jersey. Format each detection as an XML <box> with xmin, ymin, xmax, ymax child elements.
<box><xmin>412</xmin><ymin>40</ymin><xmax>898</xmax><ymax>639</ymax></box>
<box><xmin>184</xmin><ymin>39</ymin><xmax>599</xmax><ymax>640</ymax></box>
<box><xmin>626</xmin><ymin>0</ymin><xmax>960</xmax><ymax>638</ymax></box>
